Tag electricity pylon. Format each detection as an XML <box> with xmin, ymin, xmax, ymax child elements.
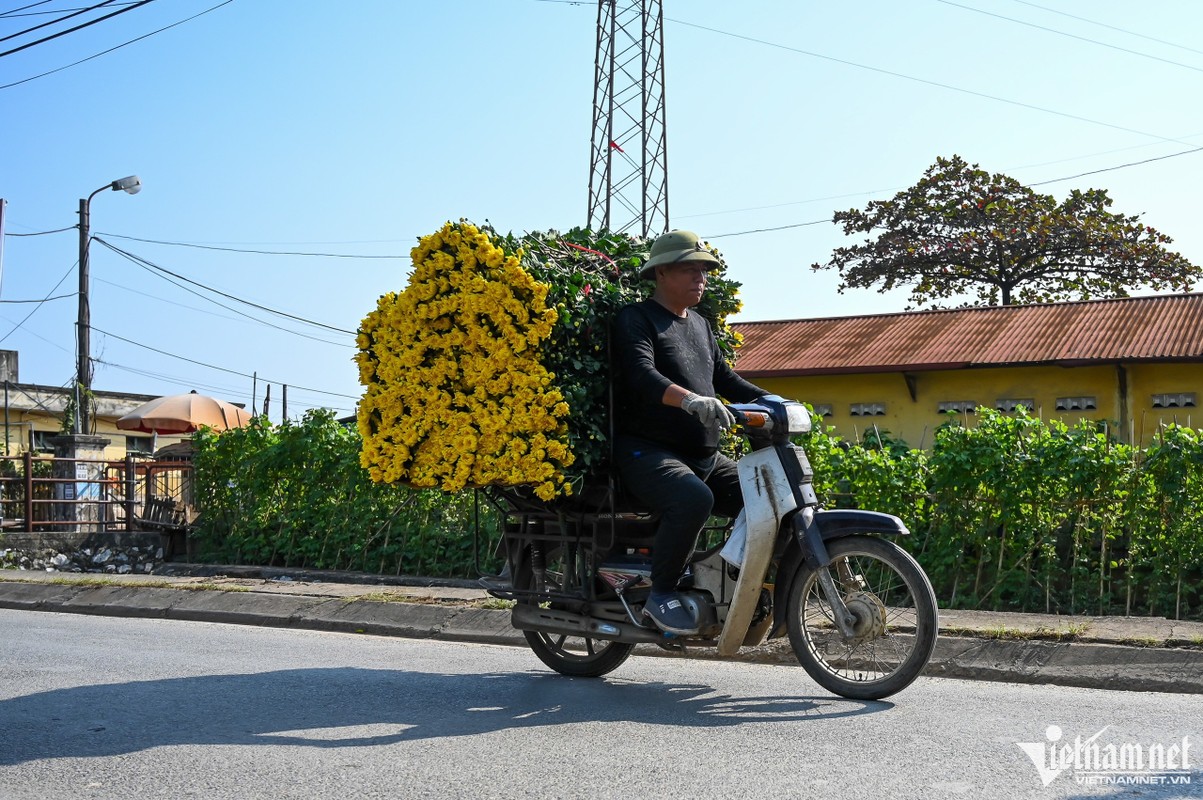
<box><xmin>586</xmin><ymin>0</ymin><xmax>669</xmax><ymax>238</ymax></box>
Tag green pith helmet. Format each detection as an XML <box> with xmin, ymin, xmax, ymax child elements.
<box><xmin>638</xmin><ymin>229</ymin><xmax>720</xmax><ymax>280</ymax></box>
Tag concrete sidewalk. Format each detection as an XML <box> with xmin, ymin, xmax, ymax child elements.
<box><xmin>2</xmin><ymin>565</ymin><xmax>1201</xmax><ymax>694</ymax></box>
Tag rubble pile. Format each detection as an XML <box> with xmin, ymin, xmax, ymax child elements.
<box><xmin>0</xmin><ymin>543</ymin><xmax>163</xmax><ymax>575</ymax></box>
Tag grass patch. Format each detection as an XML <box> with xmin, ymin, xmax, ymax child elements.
<box><xmin>345</xmin><ymin>591</ymin><xmax>514</xmax><ymax>610</ymax></box>
<box><xmin>347</xmin><ymin>591</ymin><xmax>426</xmax><ymax>605</ymax></box>
<box><xmin>947</xmin><ymin>622</ymin><xmax>1091</xmax><ymax>642</ymax></box>
<box><xmin>34</xmin><ymin>576</ymin><xmax>251</xmax><ymax>592</ymax></box>
<box><xmin>3</xmin><ymin>573</ymin><xmax>511</xmax><ymax>608</ymax></box>
<box><xmin>1117</xmin><ymin>636</ymin><xmax>1163</xmax><ymax>648</ymax></box>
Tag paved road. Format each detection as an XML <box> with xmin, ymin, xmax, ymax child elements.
<box><xmin>3</xmin><ymin>569</ymin><xmax>1203</xmax><ymax>694</ymax></box>
<box><xmin>2</xmin><ymin>611</ymin><xmax>1200</xmax><ymax>800</ymax></box>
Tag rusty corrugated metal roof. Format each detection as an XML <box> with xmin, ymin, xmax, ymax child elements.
<box><xmin>731</xmin><ymin>293</ymin><xmax>1203</xmax><ymax>377</ymax></box>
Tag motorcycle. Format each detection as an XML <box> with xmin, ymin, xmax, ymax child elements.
<box><xmin>481</xmin><ymin>395</ymin><xmax>938</xmax><ymax>700</ymax></box>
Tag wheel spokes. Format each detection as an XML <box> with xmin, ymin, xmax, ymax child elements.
<box><xmin>801</xmin><ymin>552</ymin><xmax>922</xmax><ymax>682</ymax></box>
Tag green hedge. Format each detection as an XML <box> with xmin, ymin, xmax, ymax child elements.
<box><xmin>191</xmin><ymin>409</ymin><xmax>502</xmax><ymax>578</ymax></box>
<box><xmin>799</xmin><ymin>408</ymin><xmax>1203</xmax><ymax>620</ymax></box>
<box><xmin>193</xmin><ymin>407</ymin><xmax>1203</xmax><ymax>619</ymax></box>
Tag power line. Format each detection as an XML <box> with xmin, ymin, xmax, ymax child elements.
<box><xmin>1029</xmin><ymin>144</ymin><xmax>1203</xmax><ymax>186</ymax></box>
<box><xmin>2</xmin><ymin>374</ymin><xmax>77</xmax><ymax>418</ymax></box>
<box><xmin>4</xmin><ymin>226</ymin><xmax>74</xmax><ymax>237</ymax></box>
<box><xmin>93</xmin><ymin>236</ymin><xmax>356</xmax><ymax>338</ymax></box>
<box><xmin>96</xmin><ymin>231</ymin><xmax>406</xmax><ymax>259</ymax></box>
<box><xmin>938</xmin><ymin>0</ymin><xmax>1203</xmax><ymax>75</ymax></box>
<box><xmin>0</xmin><ymin>0</ymin><xmax>233</xmax><ymax>90</ymax></box>
<box><xmin>0</xmin><ymin>2</ymin><xmax>54</xmax><ymax>20</ymax></box>
<box><xmin>94</xmin><ymin>357</ymin><xmax>357</xmax><ymax>413</ymax></box>
<box><xmin>1005</xmin><ymin>0</ymin><xmax>1203</xmax><ymax>57</ymax></box>
<box><xmin>91</xmin><ymin>357</ymin><xmax>254</xmax><ymax>401</ymax></box>
<box><xmin>90</xmin><ymin>325</ymin><xmax>360</xmax><ymax>399</ymax></box>
<box><xmin>1</xmin><ymin>2</ymin><xmax>142</xmax><ymax>19</ymax></box>
<box><xmin>678</xmin><ymin>189</ymin><xmax>890</xmax><ymax>220</ymax></box>
<box><xmin>665</xmin><ymin>17</ymin><xmax>1195</xmax><ymax>148</ymax></box>
<box><xmin>0</xmin><ymin>293</ymin><xmax>74</xmax><ymax>303</ymax></box>
<box><xmin>702</xmin><ymin>219</ymin><xmax>830</xmax><ymax>239</ymax></box>
<box><xmin>0</xmin><ymin>311</ymin><xmax>71</xmax><ymax>352</ymax></box>
<box><xmin>0</xmin><ymin>262</ymin><xmax>75</xmax><ymax>344</ymax></box>
<box><xmin>0</xmin><ymin>0</ymin><xmax>118</xmax><ymax>45</ymax></box>
<box><xmin>680</xmin><ymin>129</ymin><xmax>1203</xmax><ymax>224</ymax></box>
<box><xmin>0</xmin><ymin>0</ymin><xmax>156</xmax><ymax>58</ymax></box>
<box><xmin>95</xmin><ymin>240</ymin><xmax>355</xmax><ymax>348</ymax></box>
<box><xmin>94</xmin><ymin>274</ymin><xmax>245</xmax><ymax>324</ymax></box>
<box><xmin>704</xmin><ymin>145</ymin><xmax>1203</xmax><ymax>239</ymax></box>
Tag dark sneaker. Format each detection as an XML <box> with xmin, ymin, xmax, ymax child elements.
<box><xmin>643</xmin><ymin>592</ymin><xmax>699</xmax><ymax>635</ymax></box>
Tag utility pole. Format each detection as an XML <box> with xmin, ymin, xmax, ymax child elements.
<box><xmin>76</xmin><ymin>176</ymin><xmax>140</xmax><ymax>435</ymax></box>
<box><xmin>586</xmin><ymin>0</ymin><xmax>669</xmax><ymax>237</ymax></box>
<box><xmin>77</xmin><ymin>196</ymin><xmax>91</xmax><ymax>434</ymax></box>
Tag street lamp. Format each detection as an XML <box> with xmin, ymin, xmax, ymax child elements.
<box><xmin>76</xmin><ymin>175</ymin><xmax>141</xmax><ymax>435</ymax></box>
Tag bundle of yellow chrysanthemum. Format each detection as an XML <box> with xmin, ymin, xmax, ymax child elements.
<box><xmin>357</xmin><ymin>221</ymin><xmax>744</xmax><ymax>501</ymax></box>
<box><xmin>356</xmin><ymin>221</ymin><xmax>573</xmax><ymax>500</ymax></box>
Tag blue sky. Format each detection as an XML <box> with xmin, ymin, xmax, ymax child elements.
<box><xmin>2</xmin><ymin>1</ymin><xmax>1201</xmax><ymax>420</ymax></box>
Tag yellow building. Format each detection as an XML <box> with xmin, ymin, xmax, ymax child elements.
<box><xmin>0</xmin><ymin>351</ymin><xmax>187</xmax><ymax>459</ymax></box>
<box><xmin>732</xmin><ymin>294</ymin><xmax>1203</xmax><ymax>448</ymax></box>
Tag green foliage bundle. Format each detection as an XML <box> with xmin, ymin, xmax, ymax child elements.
<box><xmin>356</xmin><ymin>223</ymin><xmax>746</xmax><ymax>499</ymax></box>
<box><xmin>516</xmin><ymin>227</ymin><xmax>745</xmax><ymax>481</ymax></box>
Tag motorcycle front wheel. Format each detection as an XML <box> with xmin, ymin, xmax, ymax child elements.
<box><xmin>787</xmin><ymin>535</ymin><xmax>938</xmax><ymax>700</ymax></box>
<box><xmin>516</xmin><ymin>542</ymin><xmax>635</xmax><ymax>678</ymax></box>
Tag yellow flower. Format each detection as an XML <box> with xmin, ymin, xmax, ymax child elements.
<box><xmin>357</xmin><ymin>221</ymin><xmax>573</xmax><ymax>496</ymax></box>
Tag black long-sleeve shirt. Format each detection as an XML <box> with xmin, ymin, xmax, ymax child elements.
<box><xmin>613</xmin><ymin>299</ymin><xmax>767</xmax><ymax>458</ymax></box>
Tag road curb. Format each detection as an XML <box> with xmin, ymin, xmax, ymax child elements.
<box><xmin>2</xmin><ymin>580</ymin><xmax>1201</xmax><ymax>694</ymax></box>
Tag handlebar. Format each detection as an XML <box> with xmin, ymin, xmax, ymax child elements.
<box><xmin>728</xmin><ymin>395</ymin><xmax>813</xmax><ymax>436</ymax></box>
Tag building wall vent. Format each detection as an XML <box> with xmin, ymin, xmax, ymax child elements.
<box><xmin>812</xmin><ymin>403</ymin><xmax>834</xmax><ymax>417</ymax></box>
<box><xmin>996</xmin><ymin>398</ymin><xmax>1035</xmax><ymax>413</ymax></box>
<box><xmin>1152</xmin><ymin>392</ymin><xmax>1196</xmax><ymax>409</ymax></box>
<box><xmin>1055</xmin><ymin>396</ymin><xmax>1097</xmax><ymax>411</ymax></box>
<box><xmin>850</xmin><ymin>402</ymin><xmax>886</xmax><ymax>417</ymax></box>
<box><xmin>937</xmin><ymin>401</ymin><xmax>978</xmax><ymax>414</ymax></box>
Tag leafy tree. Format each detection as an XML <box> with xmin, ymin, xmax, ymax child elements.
<box><xmin>813</xmin><ymin>155</ymin><xmax>1200</xmax><ymax>307</ymax></box>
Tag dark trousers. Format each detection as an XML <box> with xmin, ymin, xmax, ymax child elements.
<box><xmin>613</xmin><ymin>435</ymin><xmax>745</xmax><ymax>594</ymax></box>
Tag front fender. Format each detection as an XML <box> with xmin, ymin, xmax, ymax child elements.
<box><xmin>812</xmin><ymin>508</ymin><xmax>909</xmax><ymax>538</ymax></box>
<box><xmin>767</xmin><ymin>509</ymin><xmax>910</xmax><ymax>640</ymax></box>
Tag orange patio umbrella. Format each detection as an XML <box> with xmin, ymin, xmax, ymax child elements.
<box><xmin>116</xmin><ymin>391</ymin><xmax>252</xmax><ymax>434</ymax></box>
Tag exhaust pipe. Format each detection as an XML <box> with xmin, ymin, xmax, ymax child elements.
<box><xmin>511</xmin><ymin>603</ymin><xmax>665</xmax><ymax>644</ymax></box>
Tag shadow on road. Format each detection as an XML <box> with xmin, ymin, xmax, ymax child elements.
<box><xmin>3</xmin><ymin>667</ymin><xmax>888</xmax><ymax>764</ymax></box>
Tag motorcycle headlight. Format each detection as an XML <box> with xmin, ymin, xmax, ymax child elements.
<box><xmin>784</xmin><ymin>402</ymin><xmax>812</xmax><ymax>434</ymax></box>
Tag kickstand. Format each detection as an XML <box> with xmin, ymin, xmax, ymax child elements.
<box><xmin>615</xmin><ymin>583</ymin><xmax>688</xmax><ymax>652</ymax></box>
<box><xmin>614</xmin><ymin>580</ymin><xmax>656</xmax><ymax>630</ymax></box>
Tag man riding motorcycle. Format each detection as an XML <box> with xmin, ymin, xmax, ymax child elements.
<box><xmin>611</xmin><ymin>229</ymin><xmax>769</xmax><ymax>635</ymax></box>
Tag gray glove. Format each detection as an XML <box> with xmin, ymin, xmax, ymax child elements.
<box><xmin>680</xmin><ymin>393</ymin><xmax>736</xmax><ymax>432</ymax></box>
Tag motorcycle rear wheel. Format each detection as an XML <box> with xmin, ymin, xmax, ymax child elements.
<box><xmin>517</xmin><ymin>543</ymin><xmax>635</xmax><ymax>678</ymax></box>
<box><xmin>787</xmin><ymin>535</ymin><xmax>938</xmax><ymax>700</ymax></box>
